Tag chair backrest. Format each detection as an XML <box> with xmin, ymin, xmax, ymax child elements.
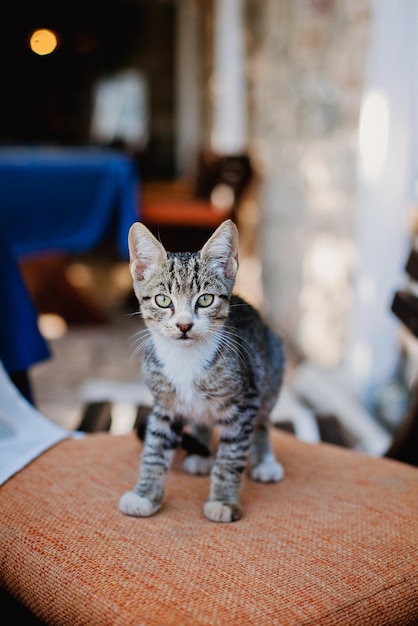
<box><xmin>194</xmin><ymin>150</ymin><xmax>253</xmax><ymax>206</ymax></box>
<box><xmin>389</xmin><ymin>248</ymin><xmax>418</xmax><ymax>466</ymax></box>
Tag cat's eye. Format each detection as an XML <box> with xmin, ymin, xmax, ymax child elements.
<box><xmin>196</xmin><ymin>294</ymin><xmax>214</xmax><ymax>308</ymax></box>
<box><xmin>155</xmin><ymin>294</ymin><xmax>172</xmax><ymax>308</ymax></box>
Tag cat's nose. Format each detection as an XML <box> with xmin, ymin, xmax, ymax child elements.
<box><xmin>176</xmin><ymin>322</ymin><xmax>193</xmax><ymax>334</ymax></box>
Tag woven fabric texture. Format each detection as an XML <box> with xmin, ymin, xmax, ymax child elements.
<box><xmin>1</xmin><ymin>430</ymin><xmax>418</xmax><ymax>626</ymax></box>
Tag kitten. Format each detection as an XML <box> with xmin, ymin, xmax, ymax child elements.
<box><xmin>119</xmin><ymin>219</ymin><xmax>286</xmax><ymax>522</ymax></box>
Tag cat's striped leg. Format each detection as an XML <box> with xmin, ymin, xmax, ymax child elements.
<box><xmin>249</xmin><ymin>420</ymin><xmax>284</xmax><ymax>482</ymax></box>
<box><xmin>119</xmin><ymin>410</ymin><xmax>179</xmax><ymax>517</ymax></box>
<box><xmin>204</xmin><ymin>418</ymin><xmax>253</xmax><ymax>523</ymax></box>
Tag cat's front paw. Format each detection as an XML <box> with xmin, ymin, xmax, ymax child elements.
<box><xmin>118</xmin><ymin>491</ymin><xmax>160</xmax><ymax>517</ymax></box>
<box><xmin>250</xmin><ymin>457</ymin><xmax>284</xmax><ymax>483</ymax></box>
<box><xmin>183</xmin><ymin>454</ymin><xmax>214</xmax><ymax>476</ymax></box>
<box><xmin>203</xmin><ymin>500</ymin><xmax>242</xmax><ymax>523</ymax></box>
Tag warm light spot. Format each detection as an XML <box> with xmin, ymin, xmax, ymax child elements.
<box><xmin>111</xmin><ymin>263</ymin><xmax>132</xmax><ymax>290</ymax></box>
<box><xmin>66</xmin><ymin>263</ymin><xmax>93</xmax><ymax>288</ymax></box>
<box><xmin>38</xmin><ymin>314</ymin><xmax>67</xmax><ymax>340</ymax></box>
<box><xmin>211</xmin><ymin>183</ymin><xmax>235</xmax><ymax>212</ymax></box>
<box><xmin>29</xmin><ymin>29</ymin><xmax>58</xmax><ymax>56</ymax></box>
<box><xmin>358</xmin><ymin>90</ymin><xmax>389</xmax><ymax>182</ymax></box>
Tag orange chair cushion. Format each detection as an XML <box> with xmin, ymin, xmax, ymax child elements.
<box><xmin>142</xmin><ymin>197</ymin><xmax>230</xmax><ymax>228</ymax></box>
<box><xmin>1</xmin><ymin>430</ymin><xmax>418</xmax><ymax>625</ymax></box>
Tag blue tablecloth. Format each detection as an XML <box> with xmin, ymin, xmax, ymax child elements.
<box><xmin>0</xmin><ymin>146</ymin><xmax>139</xmax><ymax>376</ymax></box>
<box><xmin>0</xmin><ymin>146</ymin><xmax>139</xmax><ymax>259</ymax></box>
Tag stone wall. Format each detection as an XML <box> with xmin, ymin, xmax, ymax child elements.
<box><xmin>246</xmin><ymin>0</ymin><xmax>372</xmax><ymax>366</ymax></box>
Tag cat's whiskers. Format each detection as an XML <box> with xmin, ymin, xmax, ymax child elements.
<box><xmin>129</xmin><ymin>328</ymin><xmax>153</xmax><ymax>363</ymax></box>
<box><xmin>223</xmin><ymin>326</ymin><xmax>253</xmax><ymax>355</ymax></box>
<box><xmin>207</xmin><ymin>327</ymin><xmax>248</xmax><ymax>369</ymax></box>
<box><xmin>222</xmin><ymin>326</ymin><xmax>256</xmax><ymax>359</ymax></box>
<box><xmin>129</xmin><ymin>327</ymin><xmax>151</xmax><ymax>350</ymax></box>
<box><xmin>124</xmin><ymin>310</ymin><xmax>142</xmax><ymax>318</ymax></box>
<box><xmin>130</xmin><ymin>343</ymin><xmax>151</xmax><ymax>364</ymax></box>
<box><xmin>204</xmin><ymin>329</ymin><xmax>225</xmax><ymax>364</ymax></box>
<box><xmin>130</xmin><ymin>335</ymin><xmax>153</xmax><ymax>355</ymax></box>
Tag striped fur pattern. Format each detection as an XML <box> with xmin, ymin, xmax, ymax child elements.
<box><xmin>119</xmin><ymin>220</ymin><xmax>286</xmax><ymax>522</ymax></box>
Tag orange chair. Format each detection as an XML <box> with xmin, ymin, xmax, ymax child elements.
<box><xmin>1</xmin><ymin>359</ymin><xmax>417</xmax><ymax>625</ymax></box>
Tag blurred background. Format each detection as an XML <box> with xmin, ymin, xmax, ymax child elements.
<box><xmin>2</xmin><ymin>0</ymin><xmax>418</xmax><ymax>458</ymax></box>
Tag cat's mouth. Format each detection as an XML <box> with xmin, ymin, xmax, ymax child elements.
<box><xmin>177</xmin><ymin>334</ymin><xmax>193</xmax><ymax>341</ymax></box>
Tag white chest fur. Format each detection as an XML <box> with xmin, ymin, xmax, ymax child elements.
<box><xmin>152</xmin><ymin>334</ymin><xmax>217</xmax><ymax>412</ymax></box>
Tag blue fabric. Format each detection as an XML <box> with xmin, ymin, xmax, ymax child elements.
<box><xmin>0</xmin><ymin>146</ymin><xmax>139</xmax><ymax>259</ymax></box>
<box><xmin>0</xmin><ymin>146</ymin><xmax>139</xmax><ymax>375</ymax></box>
<box><xmin>0</xmin><ymin>226</ymin><xmax>50</xmax><ymax>374</ymax></box>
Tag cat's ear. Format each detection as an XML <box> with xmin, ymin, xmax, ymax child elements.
<box><xmin>201</xmin><ymin>219</ymin><xmax>239</xmax><ymax>279</ymax></box>
<box><xmin>128</xmin><ymin>222</ymin><xmax>166</xmax><ymax>282</ymax></box>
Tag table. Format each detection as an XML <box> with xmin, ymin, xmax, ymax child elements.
<box><xmin>0</xmin><ymin>146</ymin><xmax>139</xmax><ymax>259</ymax></box>
<box><xmin>0</xmin><ymin>146</ymin><xmax>139</xmax><ymax>386</ymax></box>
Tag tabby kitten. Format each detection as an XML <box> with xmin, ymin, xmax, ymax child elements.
<box><xmin>119</xmin><ymin>219</ymin><xmax>285</xmax><ymax>523</ymax></box>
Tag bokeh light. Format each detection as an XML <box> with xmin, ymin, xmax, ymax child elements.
<box><xmin>358</xmin><ymin>90</ymin><xmax>390</xmax><ymax>182</ymax></box>
<box><xmin>38</xmin><ymin>313</ymin><xmax>67</xmax><ymax>340</ymax></box>
<box><xmin>29</xmin><ymin>29</ymin><xmax>58</xmax><ymax>56</ymax></box>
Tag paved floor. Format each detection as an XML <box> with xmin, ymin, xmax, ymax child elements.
<box><xmin>31</xmin><ymin>315</ymin><xmax>145</xmax><ymax>431</ymax></box>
